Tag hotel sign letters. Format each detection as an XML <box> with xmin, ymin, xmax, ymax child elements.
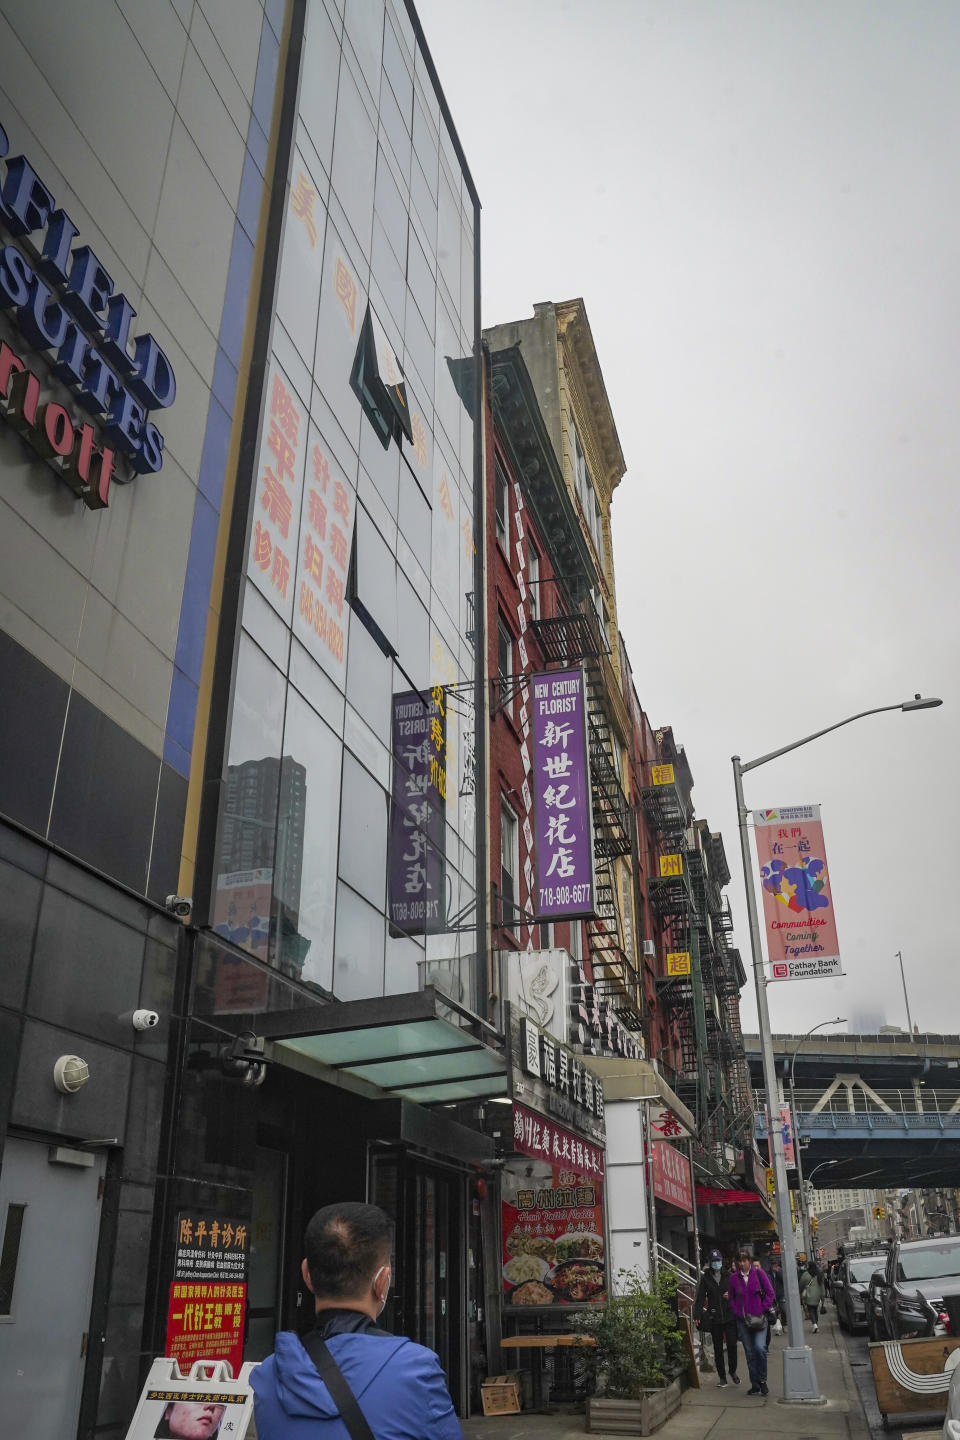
<box><xmin>0</xmin><ymin>119</ymin><xmax>176</xmax><ymax>508</ymax></box>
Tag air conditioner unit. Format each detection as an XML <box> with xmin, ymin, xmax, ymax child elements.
<box><xmin>641</xmin><ymin>940</ymin><xmax>656</xmax><ymax>957</ymax></box>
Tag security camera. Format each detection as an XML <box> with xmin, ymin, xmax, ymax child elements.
<box><xmin>165</xmin><ymin>894</ymin><xmax>193</xmax><ymax>918</ymax></box>
<box><xmin>132</xmin><ymin>1009</ymin><xmax>159</xmax><ymax>1031</ymax></box>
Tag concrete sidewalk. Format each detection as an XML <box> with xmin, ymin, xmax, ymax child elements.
<box><xmin>464</xmin><ymin>1309</ymin><xmax>870</xmax><ymax>1440</ymax></box>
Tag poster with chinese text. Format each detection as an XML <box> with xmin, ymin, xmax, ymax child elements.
<box><xmin>752</xmin><ymin>805</ymin><xmax>842</xmax><ymax>980</ymax></box>
<box><xmin>247</xmin><ymin>361</ymin><xmax>306</xmax><ymax>626</ymax></box>
<box><xmin>650</xmin><ymin>1141</ymin><xmax>693</xmax><ymax>1213</ymax></box>
<box><xmin>531</xmin><ymin>668</ymin><xmax>595</xmax><ymax>920</ymax></box>
<box><xmin>501</xmin><ymin>1151</ymin><xmax>606</xmax><ymax>1310</ymax></box>
<box><xmin>292</xmin><ymin>422</ymin><xmax>355</xmax><ymax>687</ymax></box>
<box><xmin>164</xmin><ymin>1214</ymin><xmax>249</xmax><ymax>1377</ymax></box>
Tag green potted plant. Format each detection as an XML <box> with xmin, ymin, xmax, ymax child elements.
<box><xmin>575</xmin><ymin>1269</ymin><xmax>687</xmax><ymax>1435</ymax></box>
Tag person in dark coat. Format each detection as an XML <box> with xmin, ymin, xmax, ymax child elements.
<box><xmin>694</xmin><ymin>1249</ymin><xmax>740</xmax><ymax>1388</ymax></box>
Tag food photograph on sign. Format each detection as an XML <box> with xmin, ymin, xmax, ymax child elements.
<box><xmin>501</xmin><ymin>1100</ymin><xmax>607</xmax><ymax>1309</ymax></box>
<box><xmin>502</xmin><ymin>1159</ymin><xmax>607</xmax><ymax>1308</ymax></box>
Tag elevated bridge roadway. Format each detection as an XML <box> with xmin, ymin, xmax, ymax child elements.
<box><xmin>745</xmin><ymin>1032</ymin><xmax>960</xmax><ymax>1187</ymax></box>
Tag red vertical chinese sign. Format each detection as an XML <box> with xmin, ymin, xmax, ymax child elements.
<box><xmin>165</xmin><ymin>1212</ymin><xmax>249</xmax><ymax>1376</ymax></box>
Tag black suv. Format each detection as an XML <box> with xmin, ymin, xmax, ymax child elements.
<box><xmin>872</xmin><ymin>1235</ymin><xmax>960</xmax><ymax>1341</ymax></box>
<box><xmin>836</xmin><ymin>1252</ymin><xmax>887</xmax><ymax>1332</ymax></box>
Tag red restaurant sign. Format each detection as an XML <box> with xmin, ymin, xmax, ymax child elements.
<box><xmin>512</xmin><ymin>1101</ymin><xmax>604</xmax><ymax>1179</ymax></box>
<box><xmin>651</xmin><ymin>1140</ymin><xmax>692</xmax><ymax>1213</ymax></box>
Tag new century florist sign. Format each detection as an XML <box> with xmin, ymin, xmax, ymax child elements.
<box><xmin>0</xmin><ymin>120</ymin><xmax>176</xmax><ymax>508</ymax></box>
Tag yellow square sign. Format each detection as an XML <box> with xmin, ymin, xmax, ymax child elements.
<box><xmin>659</xmin><ymin>854</ymin><xmax>683</xmax><ymax>877</ymax></box>
<box><xmin>651</xmin><ymin>764</ymin><xmax>675</xmax><ymax>786</ymax></box>
<box><xmin>666</xmin><ymin>952</ymin><xmax>691</xmax><ymax>976</ymax></box>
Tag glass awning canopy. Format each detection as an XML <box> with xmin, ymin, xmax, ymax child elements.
<box><xmin>243</xmin><ymin>987</ymin><xmax>508</xmax><ymax>1106</ymax></box>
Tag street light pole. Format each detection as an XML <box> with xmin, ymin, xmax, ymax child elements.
<box><xmin>788</xmin><ymin>1018</ymin><xmax>846</xmax><ymax>1261</ymax></box>
<box><xmin>734</xmin><ymin>756</ymin><xmax>818</xmax><ymax>1400</ymax></box>
<box><xmin>731</xmin><ymin>693</ymin><xmax>941</xmax><ymax>1403</ymax></box>
<box><xmin>896</xmin><ymin>950</ymin><xmax>914</xmax><ymax>1036</ymax></box>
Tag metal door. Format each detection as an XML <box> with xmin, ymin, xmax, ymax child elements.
<box><xmin>0</xmin><ymin>1136</ymin><xmax>106</xmax><ymax>1438</ymax></box>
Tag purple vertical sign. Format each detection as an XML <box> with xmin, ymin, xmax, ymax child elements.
<box><xmin>532</xmin><ymin>667</ymin><xmax>596</xmax><ymax>920</ymax></box>
<box><xmin>388</xmin><ymin>688</ymin><xmax>446</xmax><ymax>936</ymax></box>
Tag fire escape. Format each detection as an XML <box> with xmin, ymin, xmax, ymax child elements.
<box><xmin>529</xmin><ymin>610</ymin><xmax>637</xmax><ymax>1019</ymax></box>
<box><xmin>641</xmin><ymin>772</ymin><xmax>705</xmax><ymax>1124</ymax></box>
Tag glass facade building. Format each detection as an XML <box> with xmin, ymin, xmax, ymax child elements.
<box><xmin>0</xmin><ymin>1</ymin><xmax>495</xmax><ymax>1434</ymax></box>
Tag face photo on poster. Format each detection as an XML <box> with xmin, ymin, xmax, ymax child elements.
<box><xmin>123</xmin><ymin>1388</ymin><xmax>251</xmax><ymax>1440</ymax></box>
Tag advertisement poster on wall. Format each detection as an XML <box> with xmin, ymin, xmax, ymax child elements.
<box><xmin>502</xmin><ymin>1105</ymin><xmax>607</xmax><ymax>1310</ymax></box>
<box><xmin>164</xmin><ymin>1213</ymin><xmax>249</xmax><ymax>1377</ymax></box>
<box><xmin>752</xmin><ymin>805</ymin><xmax>843</xmax><ymax>980</ymax></box>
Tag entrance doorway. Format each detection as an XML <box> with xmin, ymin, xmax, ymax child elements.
<box><xmin>0</xmin><ymin>1135</ymin><xmax>106</xmax><ymax>1438</ymax></box>
<box><xmin>370</xmin><ymin>1148</ymin><xmax>473</xmax><ymax>1414</ymax></box>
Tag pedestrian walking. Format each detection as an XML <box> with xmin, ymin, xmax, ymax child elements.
<box><xmin>799</xmin><ymin>1259</ymin><xmax>825</xmax><ymax>1332</ymax></box>
<box><xmin>253</xmin><ymin>1201</ymin><xmax>464</xmax><ymax>1439</ymax></box>
<box><xmin>694</xmin><ymin>1249</ymin><xmax>740</xmax><ymax>1388</ymax></box>
<box><xmin>727</xmin><ymin>1250</ymin><xmax>776</xmax><ymax>1396</ymax></box>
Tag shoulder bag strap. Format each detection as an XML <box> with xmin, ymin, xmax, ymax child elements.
<box><xmin>301</xmin><ymin>1331</ymin><xmax>377</xmax><ymax>1440</ymax></box>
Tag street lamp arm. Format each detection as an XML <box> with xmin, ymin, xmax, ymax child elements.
<box><xmin>738</xmin><ymin>698</ymin><xmax>940</xmax><ymax>775</ymax></box>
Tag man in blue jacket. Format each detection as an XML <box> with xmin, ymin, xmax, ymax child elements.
<box><xmin>252</xmin><ymin>1202</ymin><xmax>464</xmax><ymax>1440</ymax></box>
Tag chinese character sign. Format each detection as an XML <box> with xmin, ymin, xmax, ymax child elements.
<box><xmin>665</xmin><ymin>952</ymin><xmax>691</xmax><ymax>977</ymax></box>
<box><xmin>651</xmin><ymin>764</ymin><xmax>674</xmax><ymax>786</ymax></box>
<box><xmin>650</xmin><ymin>1141</ymin><xmax>693</xmax><ymax>1213</ymax></box>
<box><xmin>752</xmin><ymin>805</ymin><xmax>842</xmax><ymax>980</ymax></box>
<box><xmin>511</xmin><ymin>1102</ymin><xmax>605</xmax><ymax>1179</ymax></box>
<box><xmin>293</xmin><ymin>426</ymin><xmax>355</xmax><ymax>685</ymax></box>
<box><xmin>248</xmin><ymin>363</ymin><xmax>305</xmax><ymax>623</ymax></box>
<box><xmin>165</xmin><ymin>1212</ymin><xmax>249</xmax><ymax>1375</ymax></box>
<box><xmin>501</xmin><ymin>1154</ymin><xmax>607</xmax><ymax>1308</ymax></box>
<box><xmin>531</xmin><ymin>668</ymin><xmax>595</xmax><ymax>920</ymax></box>
<box><xmin>649</xmin><ymin>1104</ymin><xmax>691</xmax><ymax>1141</ymax></box>
<box><xmin>388</xmin><ymin>688</ymin><xmax>445</xmax><ymax>935</ymax></box>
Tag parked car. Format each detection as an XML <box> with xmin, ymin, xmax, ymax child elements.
<box><xmin>836</xmin><ymin>1252</ymin><xmax>887</xmax><ymax>1332</ymax></box>
<box><xmin>874</xmin><ymin>1236</ymin><xmax>960</xmax><ymax>1341</ymax></box>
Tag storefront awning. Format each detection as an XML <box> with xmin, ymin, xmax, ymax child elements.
<box><xmin>695</xmin><ymin>1186</ymin><xmax>767</xmax><ymax>1206</ymax></box>
<box><xmin>580</xmin><ymin>1056</ymin><xmax>697</xmax><ymax>1136</ymax></box>
<box><xmin>242</xmin><ymin>987</ymin><xmax>508</xmax><ymax>1105</ymax></box>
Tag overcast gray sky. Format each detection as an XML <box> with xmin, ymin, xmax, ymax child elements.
<box><xmin>417</xmin><ymin>0</ymin><xmax>959</xmax><ymax>1038</ymax></box>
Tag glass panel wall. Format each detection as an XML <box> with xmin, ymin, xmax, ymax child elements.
<box><xmin>209</xmin><ymin>0</ymin><xmax>481</xmax><ymax>1013</ymax></box>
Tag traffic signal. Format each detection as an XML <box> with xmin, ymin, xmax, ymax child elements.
<box><xmin>811</xmin><ymin>1216</ymin><xmax>819</xmax><ymax>1234</ymax></box>
<box><xmin>874</xmin><ymin>1206</ymin><xmax>886</xmax><ymax>1220</ymax></box>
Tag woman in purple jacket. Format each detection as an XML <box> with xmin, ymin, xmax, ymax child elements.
<box><xmin>726</xmin><ymin>1251</ymin><xmax>776</xmax><ymax>1395</ymax></box>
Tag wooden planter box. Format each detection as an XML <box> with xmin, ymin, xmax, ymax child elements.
<box><xmin>586</xmin><ymin>1376</ymin><xmax>684</xmax><ymax>1435</ymax></box>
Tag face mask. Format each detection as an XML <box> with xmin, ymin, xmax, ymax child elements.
<box><xmin>372</xmin><ymin>1264</ymin><xmax>390</xmax><ymax>1316</ymax></box>
<box><xmin>711</xmin><ymin>1261</ymin><xmax>722</xmax><ymax>1272</ymax></box>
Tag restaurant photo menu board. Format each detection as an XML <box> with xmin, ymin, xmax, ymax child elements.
<box><xmin>501</xmin><ymin>1107</ymin><xmax>607</xmax><ymax>1310</ymax></box>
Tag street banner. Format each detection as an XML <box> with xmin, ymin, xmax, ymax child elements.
<box><xmin>531</xmin><ymin>668</ymin><xmax>595</xmax><ymax>920</ymax></box>
<box><xmin>752</xmin><ymin>805</ymin><xmax>843</xmax><ymax>980</ymax></box>
<box><xmin>765</xmin><ymin>1105</ymin><xmax>796</xmax><ymax>1169</ymax></box>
